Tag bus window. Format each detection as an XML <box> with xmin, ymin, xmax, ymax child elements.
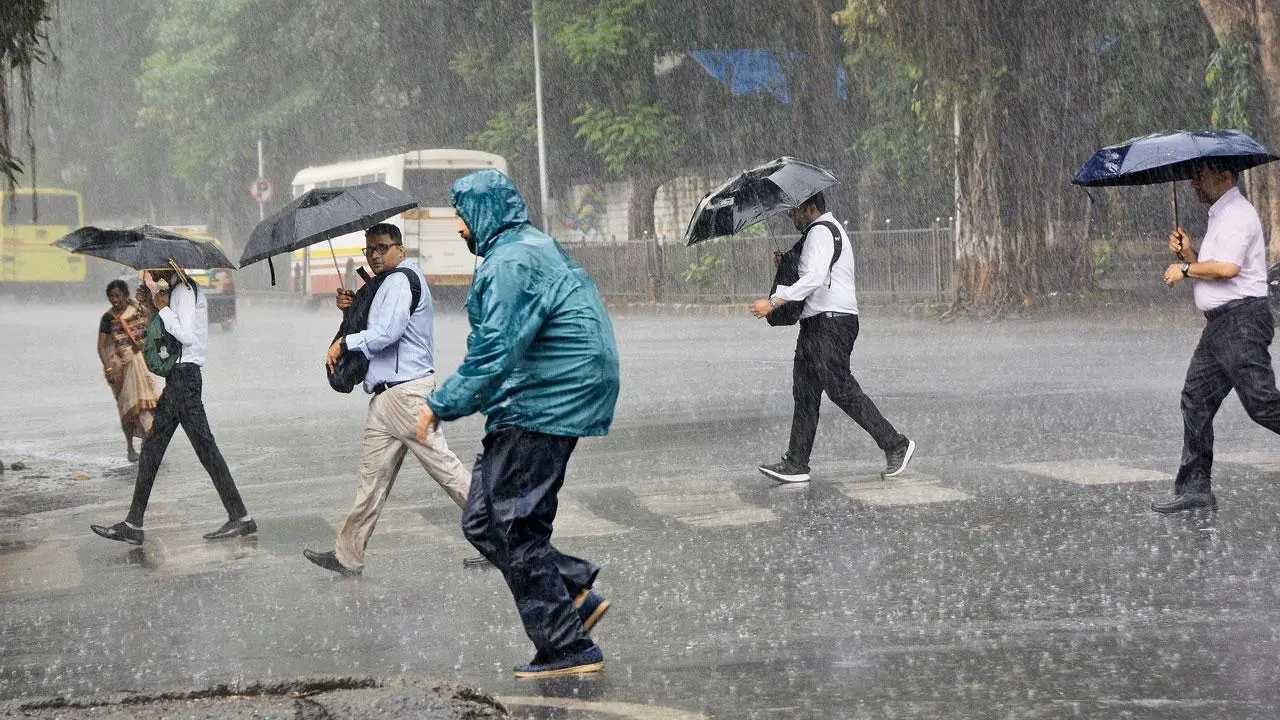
<box><xmin>3</xmin><ymin>195</ymin><xmax>80</xmax><ymax>226</ymax></box>
<box><xmin>359</xmin><ymin>174</ymin><xmax>375</xmax><ymax>185</ymax></box>
<box><xmin>403</xmin><ymin>169</ymin><xmax>476</xmax><ymax>208</ymax></box>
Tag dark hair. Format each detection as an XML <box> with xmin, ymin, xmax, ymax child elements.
<box><xmin>801</xmin><ymin>192</ymin><xmax>827</xmax><ymax>213</ymax></box>
<box><xmin>365</xmin><ymin>223</ymin><xmax>402</xmax><ymax>245</ymax></box>
<box><xmin>106</xmin><ymin>279</ymin><xmax>129</xmax><ymax>296</ymax></box>
<box><xmin>1200</xmin><ymin>159</ymin><xmax>1241</xmax><ymax>181</ymax></box>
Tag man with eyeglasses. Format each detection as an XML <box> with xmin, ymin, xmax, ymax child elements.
<box><xmin>302</xmin><ymin>223</ymin><xmax>472</xmax><ymax>576</ymax></box>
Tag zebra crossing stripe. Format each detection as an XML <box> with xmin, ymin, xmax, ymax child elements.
<box><xmin>1213</xmin><ymin>452</ymin><xmax>1280</xmax><ymax>472</ymax></box>
<box><xmin>634</xmin><ymin>483</ymin><xmax>777</xmax><ymax>528</ymax></box>
<box><xmin>0</xmin><ymin>542</ymin><xmax>82</xmax><ymax>595</ymax></box>
<box><xmin>835</xmin><ymin>475</ymin><xmax>972</xmax><ymax>506</ymax></box>
<box><xmin>1006</xmin><ymin>460</ymin><xmax>1168</xmax><ymax>486</ymax></box>
<box><xmin>552</xmin><ymin>498</ymin><xmax>631</xmax><ymax>538</ymax></box>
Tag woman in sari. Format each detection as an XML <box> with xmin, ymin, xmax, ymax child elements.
<box><xmin>97</xmin><ymin>279</ymin><xmax>158</xmax><ymax>461</ymax></box>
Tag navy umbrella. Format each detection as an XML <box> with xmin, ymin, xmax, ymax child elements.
<box><xmin>1073</xmin><ymin>129</ymin><xmax>1279</xmax><ymax>224</ymax></box>
<box><xmin>239</xmin><ymin>182</ymin><xmax>418</xmax><ymax>286</ymax></box>
<box><xmin>55</xmin><ymin>224</ymin><xmax>234</xmax><ymax>271</ymax></box>
<box><xmin>683</xmin><ymin>157</ymin><xmax>838</xmax><ymax>246</ymax></box>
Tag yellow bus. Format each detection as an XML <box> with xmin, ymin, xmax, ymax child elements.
<box><xmin>0</xmin><ymin>187</ymin><xmax>86</xmax><ymax>284</ymax></box>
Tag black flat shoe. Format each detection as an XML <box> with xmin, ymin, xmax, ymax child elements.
<box><xmin>303</xmin><ymin>549</ymin><xmax>361</xmax><ymax>576</ymax></box>
<box><xmin>203</xmin><ymin>518</ymin><xmax>257</xmax><ymax>540</ymax></box>
<box><xmin>1151</xmin><ymin>492</ymin><xmax>1217</xmax><ymax>514</ymax></box>
<box><xmin>91</xmin><ymin>521</ymin><xmax>143</xmax><ymax>546</ymax></box>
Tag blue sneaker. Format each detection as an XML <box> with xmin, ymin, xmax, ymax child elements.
<box><xmin>513</xmin><ymin>644</ymin><xmax>605</xmax><ymax>679</ymax></box>
<box><xmin>574</xmin><ymin>589</ymin><xmax>611</xmax><ymax>633</ymax></box>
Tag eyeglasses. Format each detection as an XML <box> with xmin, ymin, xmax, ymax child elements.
<box><xmin>364</xmin><ymin>242</ymin><xmax>401</xmax><ymax>257</ymax></box>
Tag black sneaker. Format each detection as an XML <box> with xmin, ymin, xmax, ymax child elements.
<box><xmin>513</xmin><ymin>644</ymin><xmax>605</xmax><ymax>679</ymax></box>
<box><xmin>303</xmin><ymin>549</ymin><xmax>362</xmax><ymax>576</ymax></box>
<box><xmin>90</xmin><ymin>521</ymin><xmax>143</xmax><ymax>546</ymax></box>
<box><xmin>883</xmin><ymin>438</ymin><xmax>916</xmax><ymax>478</ymax></box>
<box><xmin>574</xmin><ymin>589</ymin><xmax>611</xmax><ymax>633</ymax></box>
<box><xmin>203</xmin><ymin>517</ymin><xmax>257</xmax><ymax>540</ymax></box>
<box><xmin>758</xmin><ymin>455</ymin><xmax>810</xmax><ymax>483</ymax></box>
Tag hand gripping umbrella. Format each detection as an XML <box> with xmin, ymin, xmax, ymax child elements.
<box><xmin>239</xmin><ymin>182</ymin><xmax>418</xmax><ymax>287</ymax></box>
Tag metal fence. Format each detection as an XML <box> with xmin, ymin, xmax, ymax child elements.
<box><xmin>562</xmin><ymin>227</ymin><xmax>956</xmax><ymax>304</ymax></box>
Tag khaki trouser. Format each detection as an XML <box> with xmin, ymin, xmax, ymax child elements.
<box><xmin>335</xmin><ymin>375</ymin><xmax>470</xmax><ymax>570</ymax></box>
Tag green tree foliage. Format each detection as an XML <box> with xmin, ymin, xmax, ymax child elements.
<box><xmin>0</xmin><ymin>0</ymin><xmax>54</xmax><ymax>190</ymax></box>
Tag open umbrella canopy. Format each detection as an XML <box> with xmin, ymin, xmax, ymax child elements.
<box><xmin>239</xmin><ymin>182</ymin><xmax>418</xmax><ymax>269</ymax></box>
<box><xmin>1073</xmin><ymin>129</ymin><xmax>1279</xmax><ymax>187</ymax></box>
<box><xmin>55</xmin><ymin>224</ymin><xmax>234</xmax><ymax>270</ymax></box>
<box><xmin>683</xmin><ymin>157</ymin><xmax>838</xmax><ymax>246</ymax></box>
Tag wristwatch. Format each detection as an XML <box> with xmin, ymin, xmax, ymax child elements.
<box><xmin>1180</xmin><ymin>262</ymin><xmax>1191</xmax><ymax>277</ymax></box>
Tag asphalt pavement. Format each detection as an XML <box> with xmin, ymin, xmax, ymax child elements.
<box><xmin>3</xmin><ymin>296</ymin><xmax>1280</xmax><ymax>719</ymax></box>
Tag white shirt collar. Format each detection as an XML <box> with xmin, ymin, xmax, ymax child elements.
<box><xmin>1208</xmin><ymin>186</ymin><xmax>1242</xmax><ymax>218</ymax></box>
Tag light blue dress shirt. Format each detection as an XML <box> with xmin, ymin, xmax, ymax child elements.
<box><xmin>344</xmin><ymin>259</ymin><xmax>435</xmax><ymax>394</ymax></box>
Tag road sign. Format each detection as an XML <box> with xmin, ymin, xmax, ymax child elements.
<box><xmin>249</xmin><ymin>178</ymin><xmax>273</xmax><ymax>203</ymax></box>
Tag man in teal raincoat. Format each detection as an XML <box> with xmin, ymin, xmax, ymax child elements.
<box><xmin>416</xmin><ymin>169</ymin><xmax>620</xmax><ymax>679</ymax></box>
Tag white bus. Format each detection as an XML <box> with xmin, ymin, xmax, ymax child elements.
<box><xmin>288</xmin><ymin>148</ymin><xmax>509</xmax><ymax>297</ymax></box>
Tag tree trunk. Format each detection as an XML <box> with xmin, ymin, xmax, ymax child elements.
<box><xmin>1199</xmin><ymin>0</ymin><xmax>1280</xmax><ymax>258</ymax></box>
<box><xmin>627</xmin><ymin>173</ymin><xmax>664</xmax><ymax>243</ymax></box>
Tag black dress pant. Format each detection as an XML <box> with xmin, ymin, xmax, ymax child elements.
<box><xmin>787</xmin><ymin>313</ymin><xmax>905</xmax><ymax>466</ymax></box>
<box><xmin>126</xmin><ymin>363</ymin><xmax>247</xmax><ymax>526</ymax></box>
<box><xmin>462</xmin><ymin>426</ymin><xmax>597</xmax><ymax>659</ymax></box>
<box><xmin>1176</xmin><ymin>298</ymin><xmax>1280</xmax><ymax>493</ymax></box>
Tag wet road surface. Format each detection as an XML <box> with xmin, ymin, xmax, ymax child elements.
<box><xmin>3</xmin><ymin>298</ymin><xmax>1280</xmax><ymax>718</ymax></box>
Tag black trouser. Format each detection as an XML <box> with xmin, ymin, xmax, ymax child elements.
<box><xmin>1176</xmin><ymin>298</ymin><xmax>1280</xmax><ymax>494</ymax></box>
<box><xmin>462</xmin><ymin>426</ymin><xmax>597</xmax><ymax>659</ymax></box>
<box><xmin>787</xmin><ymin>313</ymin><xmax>905</xmax><ymax>466</ymax></box>
<box><xmin>126</xmin><ymin>363</ymin><xmax>247</xmax><ymax>526</ymax></box>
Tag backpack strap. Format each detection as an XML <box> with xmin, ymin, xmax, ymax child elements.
<box><xmin>391</xmin><ymin>266</ymin><xmax>422</xmax><ymax>314</ymax></box>
<box><xmin>804</xmin><ymin>220</ymin><xmax>844</xmax><ymax>288</ymax></box>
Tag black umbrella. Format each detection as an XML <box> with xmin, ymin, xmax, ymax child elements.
<box><xmin>55</xmin><ymin>224</ymin><xmax>234</xmax><ymax>271</ymax></box>
<box><xmin>1072</xmin><ymin>129</ymin><xmax>1279</xmax><ymax>225</ymax></box>
<box><xmin>239</xmin><ymin>182</ymin><xmax>418</xmax><ymax>287</ymax></box>
<box><xmin>683</xmin><ymin>157</ymin><xmax>839</xmax><ymax>246</ymax></box>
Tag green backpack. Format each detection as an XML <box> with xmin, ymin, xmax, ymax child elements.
<box><xmin>143</xmin><ymin>314</ymin><xmax>182</xmax><ymax>376</ymax></box>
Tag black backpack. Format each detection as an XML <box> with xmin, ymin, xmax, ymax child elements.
<box><xmin>767</xmin><ymin>220</ymin><xmax>844</xmax><ymax>327</ymax></box>
<box><xmin>327</xmin><ymin>265</ymin><xmax>423</xmax><ymax>393</ymax></box>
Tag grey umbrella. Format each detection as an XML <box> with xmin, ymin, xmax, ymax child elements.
<box><xmin>683</xmin><ymin>157</ymin><xmax>839</xmax><ymax>246</ymax></box>
<box><xmin>239</xmin><ymin>182</ymin><xmax>418</xmax><ymax>287</ymax></box>
<box><xmin>55</xmin><ymin>225</ymin><xmax>234</xmax><ymax>270</ymax></box>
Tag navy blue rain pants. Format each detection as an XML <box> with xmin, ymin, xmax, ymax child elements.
<box><xmin>462</xmin><ymin>426</ymin><xmax>598</xmax><ymax>659</ymax></box>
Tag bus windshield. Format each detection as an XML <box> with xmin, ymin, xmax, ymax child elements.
<box><xmin>3</xmin><ymin>195</ymin><xmax>80</xmax><ymax>226</ymax></box>
<box><xmin>403</xmin><ymin>169</ymin><xmax>483</xmax><ymax>208</ymax></box>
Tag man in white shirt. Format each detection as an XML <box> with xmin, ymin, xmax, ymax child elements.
<box><xmin>91</xmin><ymin>272</ymin><xmax>254</xmax><ymax>545</ymax></box>
<box><xmin>749</xmin><ymin>191</ymin><xmax>915</xmax><ymax>483</ymax></box>
<box><xmin>1154</xmin><ymin>160</ymin><xmax>1280</xmax><ymax>513</ymax></box>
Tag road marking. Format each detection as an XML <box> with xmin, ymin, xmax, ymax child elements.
<box><xmin>498</xmin><ymin>696</ymin><xmax>707</xmax><ymax>720</ymax></box>
<box><xmin>0</xmin><ymin>542</ymin><xmax>82</xmax><ymax>595</ymax></box>
<box><xmin>1214</xmin><ymin>452</ymin><xmax>1280</xmax><ymax>472</ymax></box>
<box><xmin>634</xmin><ymin>482</ymin><xmax>776</xmax><ymax>528</ymax></box>
<box><xmin>1006</xmin><ymin>460</ymin><xmax>1168</xmax><ymax>486</ymax></box>
<box><xmin>554</xmin><ymin>498</ymin><xmax>631</xmax><ymax>538</ymax></box>
<box><xmin>835</xmin><ymin>475</ymin><xmax>973</xmax><ymax>506</ymax></box>
<box><xmin>146</xmin><ymin>531</ymin><xmax>260</xmax><ymax>576</ymax></box>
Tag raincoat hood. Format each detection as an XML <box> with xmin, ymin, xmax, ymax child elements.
<box><xmin>450</xmin><ymin>170</ymin><xmax>529</xmax><ymax>257</ymax></box>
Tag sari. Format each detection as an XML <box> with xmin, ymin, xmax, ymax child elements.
<box><xmin>103</xmin><ymin>301</ymin><xmax>159</xmax><ymax>438</ymax></box>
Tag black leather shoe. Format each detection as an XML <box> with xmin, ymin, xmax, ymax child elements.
<box><xmin>90</xmin><ymin>521</ymin><xmax>143</xmax><ymax>546</ymax></box>
<box><xmin>303</xmin><ymin>549</ymin><xmax>361</xmax><ymax>576</ymax></box>
<box><xmin>1151</xmin><ymin>492</ymin><xmax>1217</xmax><ymax>514</ymax></box>
<box><xmin>203</xmin><ymin>518</ymin><xmax>257</xmax><ymax>540</ymax></box>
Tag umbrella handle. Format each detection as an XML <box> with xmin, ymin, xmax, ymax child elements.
<box><xmin>328</xmin><ymin>239</ymin><xmax>344</xmax><ymax>291</ymax></box>
<box><xmin>1172</xmin><ymin>184</ymin><xmax>1180</xmax><ymax>231</ymax></box>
